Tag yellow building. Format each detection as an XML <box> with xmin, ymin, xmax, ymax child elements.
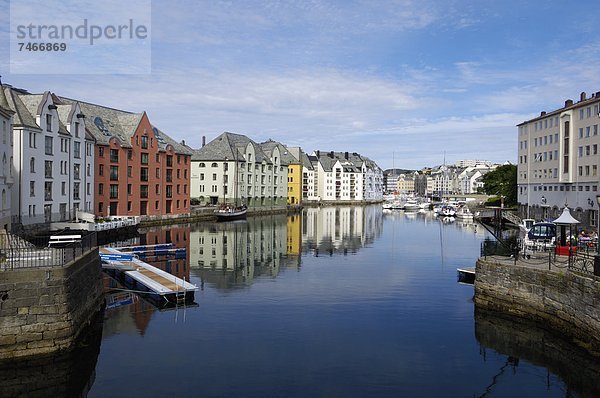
<box><xmin>286</xmin><ymin>213</ymin><xmax>302</xmax><ymax>255</ymax></box>
<box><xmin>286</xmin><ymin>147</ymin><xmax>304</xmax><ymax>205</ymax></box>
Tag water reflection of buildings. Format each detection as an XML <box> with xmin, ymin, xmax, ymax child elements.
<box><xmin>189</xmin><ymin>215</ymin><xmax>301</xmax><ymax>289</ymax></box>
<box><xmin>475</xmin><ymin>307</ymin><xmax>600</xmax><ymax>397</ymax></box>
<box><xmin>102</xmin><ymin>225</ymin><xmax>192</xmax><ymax>336</ymax></box>
<box><xmin>302</xmin><ymin>205</ymin><xmax>383</xmax><ymax>255</ymax></box>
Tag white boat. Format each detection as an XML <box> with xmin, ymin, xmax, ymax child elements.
<box><xmin>519</xmin><ymin>218</ymin><xmax>535</xmax><ymax>232</ymax></box>
<box><xmin>455</xmin><ymin>206</ymin><xmax>474</xmax><ymax>220</ymax></box>
<box><xmin>439</xmin><ymin>205</ymin><xmax>456</xmax><ymax>217</ymax></box>
<box><xmin>403</xmin><ymin>200</ymin><xmax>420</xmax><ymax>211</ymax></box>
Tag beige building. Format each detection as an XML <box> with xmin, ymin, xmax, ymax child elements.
<box><xmin>517</xmin><ymin>90</ymin><xmax>600</xmax><ymax>228</ymax></box>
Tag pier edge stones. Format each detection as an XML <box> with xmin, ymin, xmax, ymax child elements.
<box><xmin>474</xmin><ymin>258</ymin><xmax>600</xmax><ymax>356</ymax></box>
<box><xmin>0</xmin><ymin>248</ymin><xmax>104</xmax><ymax>360</ymax></box>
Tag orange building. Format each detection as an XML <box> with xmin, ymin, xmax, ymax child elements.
<box><xmin>66</xmin><ymin>100</ymin><xmax>192</xmax><ymax>218</ymax></box>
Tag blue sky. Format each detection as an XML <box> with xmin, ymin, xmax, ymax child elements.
<box><xmin>1</xmin><ymin>0</ymin><xmax>600</xmax><ymax>170</ymax></box>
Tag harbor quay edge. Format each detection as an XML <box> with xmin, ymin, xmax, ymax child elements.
<box><xmin>474</xmin><ymin>257</ymin><xmax>600</xmax><ymax>356</ymax></box>
<box><xmin>0</xmin><ymin>248</ymin><xmax>104</xmax><ymax>360</ymax></box>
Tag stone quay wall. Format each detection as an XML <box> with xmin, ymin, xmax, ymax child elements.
<box><xmin>0</xmin><ymin>248</ymin><xmax>104</xmax><ymax>360</ymax></box>
<box><xmin>475</xmin><ymin>257</ymin><xmax>600</xmax><ymax>355</ymax></box>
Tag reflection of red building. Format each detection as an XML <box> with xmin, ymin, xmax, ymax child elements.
<box><xmin>65</xmin><ymin>99</ymin><xmax>192</xmax><ymax>218</ymax></box>
<box><xmin>141</xmin><ymin>225</ymin><xmax>191</xmax><ymax>282</ymax></box>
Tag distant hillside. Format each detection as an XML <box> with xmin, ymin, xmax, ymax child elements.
<box><xmin>383</xmin><ymin>168</ymin><xmax>415</xmax><ymax>175</ymax></box>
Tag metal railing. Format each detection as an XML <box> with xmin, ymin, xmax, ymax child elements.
<box><xmin>481</xmin><ymin>238</ymin><xmax>598</xmax><ymax>277</ymax></box>
<box><xmin>0</xmin><ymin>232</ymin><xmax>97</xmax><ymax>271</ymax></box>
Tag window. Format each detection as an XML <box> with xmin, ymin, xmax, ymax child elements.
<box><xmin>61</xmin><ymin>182</ymin><xmax>66</xmax><ymax>195</ymax></box>
<box><xmin>30</xmin><ymin>157</ymin><xmax>35</xmax><ymax>173</ymax></box>
<box><xmin>127</xmin><ymin>184</ymin><xmax>132</xmax><ymax>195</ymax></box>
<box><xmin>29</xmin><ymin>132</ymin><xmax>36</xmax><ymax>148</ymax></box>
<box><xmin>74</xmin><ymin>122</ymin><xmax>80</xmax><ymax>138</ymax></box>
<box><xmin>30</xmin><ymin>181</ymin><xmax>35</xmax><ymax>197</ymax></box>
<box><xmin>87</xmin><ymin>183</ymin><xmax>90</xmax><ymax>195</ymax></box>
<box><xmin>141</xmin><ymin>167</ymin><xmax>148</xmax><ymax>181</ymax></box>
<box><xmin>156</xmin><ymin>153</ymin><xmax>160</xmax><ymax>163</ymax></box>
<box><xmin>128</xmin><ymin>201</ymin><xmax>132</xmax><ymax>211</ymax></box>
<box><xmin>166</xmin><ymin>169</ymin><xmax>172</xmax><ymax>182</ymax></box>
<box><xmin>110</xmin><ymin>166</ymin><xmax>119</xmax><ymax>180</ymax></box>
<box><xmin>98</xmin><ymin>183</ymin><xmax>104</xmax><ymax>195</ymax></box>
<box><xmin>128</xmin><ymin>150</ymin><xmax>133</xmax><ymax>160</ymax></box>
<box><xmin>46</xmin><ymin>114</ymin><xmax>52</xmax><ymax>131</ymax></box>
<box><xmin>177</xmin><ymin>155</ymin><xmax>181</xmax><ymax>164</ymax></box>
<box><xmin>45</xmin><ymin>136</ymin><xmax>53</xmax><ymax>155</ymax></box>
<box><xmin>45</xmin><ymin>182</ymin><xmax>52</xmax><ymax>201</ymax></box>
<box><xmin>74</xmin><ymin>142</ymin><xmax>81</xmax><ymax>158</ymax></box>
<box><xmin>45</xmin><ymin>160</ymin><xmax>52</xmax><ymax>178</ymax></box>
<box><xmin>167</xmin><ymin>155</ymin><xmax>173</xmax><ymax>167</ymax></box>
<box><xmin>184</xmin><ymin>169</ymin><xmax>187</xmax><ymax>179</ymax></box>
<box><xmin>156</xmin><ymin>168</ymin><xmax>160</xmax><ymax>178</ymax></box>
<box><xmin>127</xmin><ymin>166</ymin><xmax>132</xmax><ymax>177</ymax></box>
<box><xmin>99</xmin><ymin>202</ymin><xmax>103</xmax><ymax>213</ymax></box>
<box><xmin>99</xmin><ymin>147</ymin><xmax>104</xmax><ymax>157</ymax></box>
<box><xmin>141</xmin><ymin>153</ymin><xmax>149</xmax><ymax>165</ymax></box>
<box><xmin>110</xmin><ymin>184</ymin><xmax>118</xmax><ymax>199</ymax></box>
<box><xmin>177</xmin><ymin>169</ymin><xmax>180</xmax><ymax>179</ymax></box>
<box><xmin>200</xmin><ymin>173</ymin><xmax>204</xmax><ymax>180</ymax></box>
<box><xmin>166</xmin><ymin>185</ymin><xmax>173</xmax><ymax>198</ymax></box>
<box><xmin>74</xmin><ymin>164</ymin><xmax>80</xmax><ymax>180</ymax></box>
<box><xmin>141</xmin><ymin>135</ymin><xmax>148</xmax><ymax>149</ymax></box>
<box><xmin>563</xmin><ymin>121</ymin><xmax>570</xmax><ymax>173</ymax></box>
<box><xmin>212</xmin><ymin>173</ymin><xmax>217</xmax><ymax>181</ymax></box>
<box><xmin>140</xmin><ymin>185</ymin><xmax>148</xmax><ymax>198</ymax></box>
<box><xmin>155</xmin><ymin>184</ymin><xmax>160</xmax><ymax>194</ymax></box>
<box><xmin>87</xmin><ymin>164</ymin><xmax>91</xmax><ymax>177</ymax></box>
<box><xmin>73</xmin><ymin>182</ymin><xmax>80</xmax><ymax>200</ymax></box>
<box><xmin>110</xmin><ymin>149</ymin><xmax>118</xmax><ymax>162</ymax></box>
<box><xmin>99</xmin><ymin>164</ymin><xmax>104</xmax><ymax>176</ymax></box>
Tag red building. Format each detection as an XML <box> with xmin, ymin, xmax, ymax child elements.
<box><xmin>65</xmin><ymin>100</ymin><xmax>192</xmax><ymax>218</ymax></box>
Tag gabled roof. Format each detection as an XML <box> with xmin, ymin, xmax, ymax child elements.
<box><xmin>259</xmin><ymin>139</ymin><xmax>298</xmax><ymax>166</ymax></box>
<box><xmin>1</xmin><ymin>86</ymin><xmax>40</xmax><ymax>129</ymax></box>
<box><xmin>193</xmin><ymin>132</ymin><xmax>270</xmax><ymax>163</ymax></box>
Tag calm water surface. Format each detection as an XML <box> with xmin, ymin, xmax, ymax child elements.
<box><xmin>10</xmin><ymin>205</ymin><xmax>600</xmax><ymax>397</ymax></box>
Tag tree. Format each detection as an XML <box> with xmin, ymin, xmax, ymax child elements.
<box><xmin>481</xmin><ymin>164</ymin><xmax>517</xmax><ymax>207</ymax></box>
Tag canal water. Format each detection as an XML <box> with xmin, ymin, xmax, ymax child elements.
<box><xmin>6</xmin><ymin>205</ymin><xmax>599</xmax><ymax>397</ymax></box>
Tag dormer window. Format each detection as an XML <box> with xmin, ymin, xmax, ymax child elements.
<box><xmin>46</xmin><ymin>114</ymin><xmax>52</xmax><ymax>132</ymax></box>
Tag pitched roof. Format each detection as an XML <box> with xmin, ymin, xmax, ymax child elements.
<box><xmin>193</xmin><ymin>132</ymin><xmax>270</xmax><ymax>163</ymax></box>
<box><xmin>1</xmin><ymin>86</ymin><xmax>40</xmax><ymax>129</ymax></box>
<box><xmin>259</xmin><ymin>139</ymin><xmax>299</xmax><ymax>166</ymax></box>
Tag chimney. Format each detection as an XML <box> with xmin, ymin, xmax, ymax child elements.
<box><xmin>329</xmin><ymin>151</ymin><xmax>334</xmax><ymax>158</ymax></box>
<box><xmin>202</xmin><ymin>135</ymin><xmax>206</xmax><ymax>147</ymax></box>
<box><xmin>540</xmin><ymin>111</ymin><xmax>546</xmax><ymax>116</ymax></box>
<box><xmin>565</xmin><ymin>99</ymin><xmax>573</xmax><ymax>107</ymax></box>
<box><xmin>316</xmin><ymin>150</ymin><xmax>320</xmax><ymax>157</ymax></box>
<box><xmin>345</xmin><ymin>151</ymin><xmax>349</xmax><ymax>159</ymax></box>
<box><xmin>181</xmin><ymin>139</ymin><xmax>186</xmax><ymax>146</ymax></box>
<box><xmin>580</xmin><ymin>91</ymin><xmax>587</xmax><ymax>102</ymax></box>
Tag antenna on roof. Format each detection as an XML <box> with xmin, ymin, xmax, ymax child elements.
<box><xmin>0</xmin><ymin>75</ymin><xmax>3</xmax><ymax>85</ymax></box>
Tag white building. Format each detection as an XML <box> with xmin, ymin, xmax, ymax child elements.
<box><xmin>455</xmin><ymin>159</ymin><xmax>492</xmax><ymax>168</ymax></box>
<box><xmin>0</xmin><ymin>85</ymin><xmax>14</xmax><ymax>231</ymax></box>
<box><xmin>306</xmin><ymin>150</ymin><xmax>383</xmax><ymax>202</ymax></box>
<box><xmin>190</xmin><ymin>132</ymin><xmax>287</xmax><ymax>208</ymax></box>
<box><xmin>517</xmin><ymin>90</ymin><xmax>600</xmax><ymax>228</ymax></box>
<box><xmin>1</xmin><ymin>85</ymin><xmax>95</xmax><ymax>228</ymax></box>
<box><xmin>457</xmin><ymin>164</ymin><xmax>497</xmax><ymax>194</ymax></box>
